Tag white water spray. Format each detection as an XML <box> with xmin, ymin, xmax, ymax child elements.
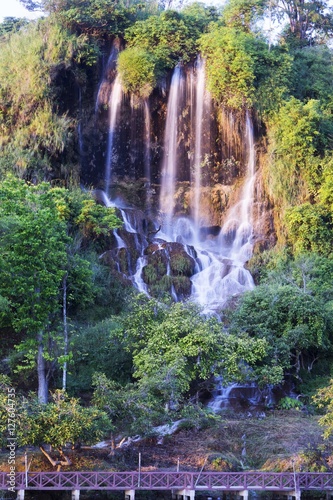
<box><xmin>144</xmin><ymin>99</ymin><xmax>152</xmax><ymax>211</ymax></box>
<box><xmin>105</xmin><ymin>75</ymin><xmax>122</xmax><ymax>196</ymax></box>
<box><xmin>159</xmin><ymin>65</ymin><xmax>183</xmax><ymax>235</ymax></box>
<box><xmin>190</xmin><ymin>112</ymin><xmax>255</xmax><ymax>311</ymax></box>
<box><xmin>192</xmin><ymin>57</ymin><xmax>206</xmax><ymax>229</ymax></box>
<box><xmin>95</xmin><ymin>44</ymin><xmax>119</xmax><ymax>113</ymax></box>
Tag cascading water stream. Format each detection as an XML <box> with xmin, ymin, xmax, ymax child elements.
<box><xmin>95</xmin><ymin>44</ymin><xmax>119</xmax><ymax>114</ymax></box>
<box><xmin>192</xmin><ymin>57</ymin><xmax>206</xmax><ymax>230</ymax></box>
<box><xmin>159</xmin><ymin>65</ymin><xmax>183</xmax><ymax>235</ymax></box>
<box><xmin>99</xmin><ymin>61</ymin><xmax>256</xmax><ymax>313</ymax></box>
<box><xmin>78</xmin><ymin>86</ymin><xmax>84</xmax><ymax>162</ymax></box>
<box><xmin>114</xmin><ymin>229</ymin><xmax>126</xmax><ymax>249</ymax></box>
<box><xmin>133</xmin><ymin>257</ymin><xmax>149</xmax><ymax>294</ymax></box>
<box><xmin>190</xmin><ymin>112</ymin><xmax>255</xmax><ymax>311</ymax></box>
<box><xmin>220</xmin><ymin>112</ymin><xmax>255</xmax><ymax>262</ymax></box>
<box><xmin>105</xmin><ymin>75</ymin><xmax>122</xmax><ymax>196</ymax></box>
<box><xmin>144</xmin><ymin>99</ymin><xmax>152</xmax><ymax>211</ymax></box>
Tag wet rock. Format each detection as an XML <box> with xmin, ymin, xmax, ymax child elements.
<box><xmin>172</xmin><ymin>276</ymin><xmax>192</xmax><ymax>298</ymax></box>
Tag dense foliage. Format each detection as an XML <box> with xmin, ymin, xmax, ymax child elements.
<box><xmin>0</xmin><ymin>176</ymin><xmax>121</xmax><ymax>403</ymax></box>
<box><xmin>118</xmin><ymin>4</ymin><xmax>218</xmax><ymax>95</ymax></box>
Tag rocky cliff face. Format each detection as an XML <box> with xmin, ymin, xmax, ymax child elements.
<box><xmin>78</xmin><ymin>49</ymin><xmax>276</xmax><ymax>310</ymax></box>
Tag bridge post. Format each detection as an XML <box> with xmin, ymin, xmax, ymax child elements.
<box><xmin>17</xmin><ymin>491</ymin><xmax>25</xmax><ymax>500</ymax></box>
<box><xmin>125</xmin><ymin>489</ymin><xmax>136</xmax><ymax>500</ymax></box>
<box><xmin>175</xmin><ymin>489</ymin><xmax>195</xmax><ymax>500</ymax></box>
<box><xmin>71</xmin><ymin>490</ymin><xmax>80</xmax><ymax>500</ymax></box>
<box><xmin>287</xmin><ymin>492</ymin><xmax>301</xmax><ymax>500</ymax></box>
<box><xmin>239</xmin><ymin>490</ymin><xmax>249</xmax><ymax>500</ymax></box>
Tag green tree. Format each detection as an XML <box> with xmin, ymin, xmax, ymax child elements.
<box><xmin>19</xmin><ymin>0</ymin><xmax>43</xmax><ymax>10</ymax></box>
<box><xmin>244</xmin><ymin>37</ymin><xmax>292</xmax><ymax>115</ymax></box>
<box><xmin>68</xmin><ymin>318</ymin><xmax>132</xmax><ymax>393</ymax></box>
<box><xmin>318</xmin><ymin>157</ymin><xmax>333</xmax><ymax>216</ymax></box>
<box><xmin>17</xmin><ymin>390</ymin><xmax>110</xmax><ymax>469</ymax></box>
<box><xmin>231</xmin><ymin>252</ymin><xmax>333</xmax><ymax>383</ymax></box>
<box><xmin>222</xmin><ymin>0</ymin><xmax>266</xmax><ymax>32</ymax></box>
<box><xmin>313</xmin><ymin>380</ymin><xmax>333</xmax><ymax>438</ymax></box>
<box><xmin>290</xmin><ymin>46</ymin><xmax>333</xmax><ymax>105</ymax></box>
<box><xmin>0</xmin><ymin>17</ymin><xmax>29</xmax><ymax>38</ymax></box>
<box><xmin>266</xmin><ymin>98</ymin><xmax>333</xmax><ymax>206</ymax></box>
<box><xmin>199</xmin><ymin>25</ymin><xmax>256</xmax><ymax>109</ymax></box>
<box><xmin>285</xmin><ymin>203</ymin><xmax>333</xmax><ymax>255</ymax></box>
<box><xmin>0</xmin><ymin>177</ymin><xmax>69</xmax><ymax>403</ymax></box>
<box><xmin>119</xmin><ymin>298</ymin><xmax>268</xmax><ymax>406</ymax></box>
<box><xmin>92</xmin><ymin>373</ymin><xmax>163</xmax><ymax>438</ymax></box>
<box><xmin>230</xmin><ymin>282</ymin><xmax>329</xmax><ymax>382</ymax></box>
<box><xmin>271</xmin><ymin>0</ymin><xmax>333</xmax><ymax>45</ymax></box>
<box><xmin>0</xmin><ymin>177</ymin><xmax>121</xmax><ymax>401</ymax></box>
<box><xmin>20</xmin><ymin>0</ymin><xmax>155</xmax><ymax>37</ymax></box>
<box><xmin>118</xmin><ymin>47</ymin><xmax>156</xmax><ymax>97</ymax></box>
<box><xmin>181</xmin><ymin>2</ymin><xmax>219</xmax><ymax>33</ymax></box>
<box><xmin>124</xmin><ymin>8</ymin><xmax>212</xmax><ymax>76</ymax></box>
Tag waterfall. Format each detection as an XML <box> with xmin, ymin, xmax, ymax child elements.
<box><xmin>105</xmin><ymin>75</ymin><xmax>122</xmax><ymax>196</ymax></box>
<box><xmin>114</xmin><ymin>229</ymin><xmax>126</xmax><ymax>249</ymax></box>
<box><xmin>78</xmin><ymin>86</ymin><xmax>84</xmax><ymax>163</ymax></box>
<box><xmin>91</xmin><ymin>63</ymin><xmax>280</xmax><ymax>411</ymax></box>
<box><xmin>220</xmin><ymin>112</ymin><xmax>255</xmax><ymax>263</ymax></box>
<box><xmin>95</xmin><ymin>43</ymin><xmax>119</xmax><ymax>113</ymax></box>
<box><xmin>96</xmin><ymin>61</ymin><xmax>256</xmax><ymax>312</ymax></box>
<box><xmin>192</xmin><ymin>56</ymin><xmax>206</xmax><ymax>230</ymax></box>
<box><xmin>208</xmin><ymin>381</ymin><xmax>241</xmax><ymax>412</ymax></box>
<box><xmin>208</xmin><ymin>379</ymin><xmax>272</xmax><ymax>413</ymax></box>
<box><xmin>190</xmin><ymin>112</ymin><xmax>255</xmax><ymax>311</ymax></box>
<box><xmin>133</xmin><ymin>256</ymin><xmax>149</xmax><ymax>294</ymax></box>
<box><xmin>144</xmin><ymin>99</ymin><xmax>152</xmax><ymax>210</ymax></box>
<box><xmin>159</xmin><ymin>65</ymin><xmax>183</xmax><ymax>235</ymax></box>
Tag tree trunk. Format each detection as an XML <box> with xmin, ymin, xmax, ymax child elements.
<box><xmin>37</xmin><ymin>331</ymin><xmax>48</xmax><ymax>404</ymax></box>
<box><xmin>39</xmin><ymin>446</ymin><xmax>71</xmax><ymax>471</ymax></box>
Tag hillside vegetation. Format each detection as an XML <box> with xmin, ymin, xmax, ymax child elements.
<box><xmin>1</xmin><ymin>0</ymin><xmax>333</xmax><ymax>471</ymax></box>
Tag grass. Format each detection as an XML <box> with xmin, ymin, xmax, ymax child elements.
<box><xmin>0</xmin><ymin>410</ymin><xmax>332</xmax><ymax>473</ymax></box>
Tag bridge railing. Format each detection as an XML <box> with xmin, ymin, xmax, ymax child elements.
<box><xmin>0</xmin><ymin>471</ymin><xmax>332</xmax><ymax>491</ymax></box>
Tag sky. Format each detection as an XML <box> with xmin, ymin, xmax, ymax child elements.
<box><xmin>0</xmin><ymin>0</ymin><xmax>227</xmax><ymax>23</ymax></box>
<box><xmin>0</xmin><ymin>0</ymin><xmax>42</xmax><ymax>22</ymax></box>
<box><xmin>1</xmin><ymin>0</ymin><xmax>333</xmax><ymax>24</ymax></box>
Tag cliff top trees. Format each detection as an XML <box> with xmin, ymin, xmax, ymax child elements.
<box><xmin>117</xmin><ymin>4</ymin><xmax>217</xmax><ymax>96</ymax></box>
<box><xmin>222</xmin><ymin>0</ymin><xmax>267</xmax><ymax>32</ymax></box>
<box><xmin>117</xmin><ymin>47</ymin><xmax>156</xmax><ymax>98</ymax></box>
<box><xmin>271</xmin><ymin>0</ymin><xmax>333</xmax><ymax>45</ymax></box>
<box><xmin>200</xmin><ymin>26</ymin><xmax>256</xmax><ymax>109</ymax></box>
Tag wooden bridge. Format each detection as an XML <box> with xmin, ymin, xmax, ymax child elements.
<box><xmin>1</xmin><ymin>471</ymin><xmax>332</xmax><ymax>500</ymax></box>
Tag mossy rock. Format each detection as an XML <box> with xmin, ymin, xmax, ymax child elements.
<box><xmin>170</xmin><ymin>253</ymin><xmax>194</xmax><ymax>276</ymax></box>
<box><xmin>143</xmin><ymin>264</ymin><xmax>158</xmax><ymax>285</ymax></box>
<box><xmin>117</xmin><ymin>247</ymin><xmax>129</xmax><ymax>274</ymax></box>
<box><xmin>150</xmin><ymin>275</ymin><xmax>173</xmax><ymax>297</ymax></box>
<box><xmin>172</xmin><ymin>276</ymin><xmax>192</xmax><ymax>298</ymax></box>
<box><xmin>166</xmin><ymin>243</ymin><xmax>195</xmax><ymax>277</ymax></box>
<box><xmin>144</xmin><ymin>242</ymin><xmax>162</xmax><ymax>255</ymax></box>
<box><xmin>145</xmin><ymin>247</ymin><xmax>168</xmax><ymax>278</ymax></box>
